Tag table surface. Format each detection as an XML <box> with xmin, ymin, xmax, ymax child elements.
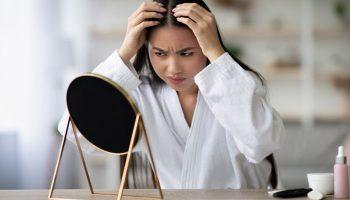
<box><xmin>0</xmin><ymin>189</ymin><xmax>336</xmax><ymax>200</ymax></box>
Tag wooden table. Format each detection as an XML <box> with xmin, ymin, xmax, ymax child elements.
<box><xmin>0</xmin><ymin>189</ymin><xmax>336</xmax><ymax>200</ymax></box>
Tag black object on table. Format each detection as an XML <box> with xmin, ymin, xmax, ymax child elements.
<box><xmin>273</xmin><ymin>188</ymin><xmax>313</xmax><ymax>198</ymax></box>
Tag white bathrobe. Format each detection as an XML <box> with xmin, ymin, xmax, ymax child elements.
<box><xmin>58</xmin><ymin>49</ymin><xmax>285</xmax><ymax>189</ymax></box>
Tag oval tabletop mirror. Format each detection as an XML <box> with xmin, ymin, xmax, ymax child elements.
<box><xmin>49</xmin><ymin>72</ymin><xmax>163</xmax><ymax>200</ymax></box>
<box><xmin>66</xmin><ymin>73</ymin><xmax>140</xmax><ymax>154</ymax></box>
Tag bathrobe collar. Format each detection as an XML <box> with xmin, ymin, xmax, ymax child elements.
<box><xmin>161</xmin><ymin>84</ymin><xmax>203</xmax><ymax>135</ymax></box>
<box><xmin>162</xmin><ymin>84</ymin><xmax>209</xmax><ymax>188</ymax></box>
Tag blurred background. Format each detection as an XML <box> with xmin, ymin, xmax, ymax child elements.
<box><xmin>0</xmin><ymin>0</ymin><xmax>350</xmax><ymax>190</ymax></box>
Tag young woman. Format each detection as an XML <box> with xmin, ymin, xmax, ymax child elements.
<box><xmin>58</xmin><ymin>0</ymin><xmax>285</xmax><ymax>189</ymax></box>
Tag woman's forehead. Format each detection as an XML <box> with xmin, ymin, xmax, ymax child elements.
<box><xmin>148</xmin><ymin>25</ymin><xmax>199</xmax><ymax>49</ymax></box>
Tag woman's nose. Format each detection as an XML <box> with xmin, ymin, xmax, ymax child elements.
<box><xmin>167</xmin><ymin>57</ymin><xmax>182</xmax><ymax>75</ymax></box>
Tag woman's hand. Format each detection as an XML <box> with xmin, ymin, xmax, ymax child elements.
<box><xmin>118</xmin><ymin>2</ymin><xmax>167</xmax><ymax>62</ymax></box>
<box><xmin>172</xmin><ymin>3</ymin><xmax>225</xmax><ymax>62</ymax></box>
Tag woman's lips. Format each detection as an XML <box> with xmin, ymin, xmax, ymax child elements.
<box><xmin>167</xmin><ymin>77</ymin><xmax>186</xmax><ymax>85</ymax></box>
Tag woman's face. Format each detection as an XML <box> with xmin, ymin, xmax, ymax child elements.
<box><xmin>148</xmin><ymin>25</ymin><xmax>207</xmax><ymax>93</ymax></box>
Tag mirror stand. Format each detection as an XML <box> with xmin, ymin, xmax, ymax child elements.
<box><xmin>48</xmin><ymin>116</ymin><xmax>163</xmax><ymax>200</ymax></box>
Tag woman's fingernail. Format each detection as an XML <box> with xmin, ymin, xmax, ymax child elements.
<box><xmin>158</xmin><ymin>3</ymin><xmax>164</xmax><ymax>6</ymax></box>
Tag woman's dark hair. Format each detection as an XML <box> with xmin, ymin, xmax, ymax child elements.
<box><xmin>131</xmin><ymin>0</ymin><xmax>277</xmax><ymax>189</ymax></box>
<box><xmin>133</xmin><ymin>0</ymin><xmax>265</xmax><ymax>85</ymax></box>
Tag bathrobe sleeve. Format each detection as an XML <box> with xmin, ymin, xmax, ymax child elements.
<box><xmin>194</xmin><ymin>52</ymin><xmax>286</xmax><ymax>164</ymax></box>
<box><xmin>57</xmin><ymin>49</ymin><xmax>142</xmax><ymax>154</ymax></box>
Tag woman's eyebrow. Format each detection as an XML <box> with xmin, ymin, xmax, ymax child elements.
<box><xmin>152</xmin><ymin>47</ymin><xmax>195</xmax><ymax>53</ymax></box>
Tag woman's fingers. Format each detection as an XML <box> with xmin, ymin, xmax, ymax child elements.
<box><xmin>134</xmin><ymin>20</ymin><xmax>160</xmax><ymax>33</ymax></box>
<box><xmin>173</xmin><ymin>8</ymin><xmax>202</xmax><ymax>23</ymax></box>
<box><xmin>174</xmin><ymin>3</ymin><xmax>217</xmax><ymax>33</ymax></box>
<box><xmin>173</xmin><ymin>3</ymin><xmax>213</xmax><ymax>24</ymax></box>
<box><xmin>172</xmin><ymin>2</ymin><xmax>223</xmax><ymax>59</ymax></box>
<box><xmin>176</xmin><ymin>3</ymin><xmax>209</xmax><ymax>18</ymax></box>
<box><xmin>131</xmin><ymin>11</ymin><xmax>164</xmax><ymax>27</ymax></box>
<box><xmin>176</xmin><ymin>17</ymin><xmax>197</xmax><ymax>31</ymax></box>
<box><xmin>119</xmin><ymin>2</ymin><xmax>166</xmax><ymax>61</ymax></box>
<box><xmin>132</xmin><ymin>2</ymin><xmax>166</xmax><ymax>19</ymax></box>
<box><xmin>129</xmin><ymin>2</ymin><xmax>166</xmax><ymax>28</ymax></box>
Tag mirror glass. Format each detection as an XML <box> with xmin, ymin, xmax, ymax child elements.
<box><xmin>66</xmin><ymin>73</ymin><xmax>139</xmax><ymax>154</ymax></box>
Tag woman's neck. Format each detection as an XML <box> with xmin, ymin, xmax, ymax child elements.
<box><xmin>176</xmin><ymin>84</ymin><xmax>199</xmax><ymax>127</ymax></box>
<box><xmin>177</xmin><ymin>84</ymin><xmax>199</xmax><ymax>98</ymax></box>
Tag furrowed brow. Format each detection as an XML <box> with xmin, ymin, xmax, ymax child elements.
<box><xmin>152</xmin><ymin>47</ymin><xmax>195</xmax><ymax>53</ymax></box>
<box><xmin>152</xmin><ymin>47</ymin><xmax>166</xmax><ymax>52</ymax></box>
<box><xmin>176</xmin><ymin>47</ymin><xmax>195</xmax><ymax>53</ymax></box>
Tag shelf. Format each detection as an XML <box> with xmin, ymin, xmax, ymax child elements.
<box><xmin>260</xmin><ymin>66</ymin><xmax>350</xmax><ymax>82</ymax></box>
<box><xmin>223</xmin><ymin>27</ymin><xmax>350</xmax><ymax>39</ymax></box>
<box><xmin>261</xmin><ymin>66</ymin><xmax>301</xmax><ymax>81</ymax></box>
<box><xmin>314</xmin><ymin>28</ymin><xmax>350</xmax><ymax>38</ymax></box>
<box><xmin>221</xmin><ymin>27</ymin><xmax>300</xmax><ymax>38</ymax></box>
<box><xmin>90</xmin><ymin>27</ymin><xmax>301</xmax><ymax>38</ymax></box>
<box><xmin>281</xmin><ymin>115</ymin><xmax>350</xmax><ymax>124</ymax></box>
<box><xmin>90</xmin><ymin>27</ymin><xmax>350</xmax><ymax>39</ymax></box>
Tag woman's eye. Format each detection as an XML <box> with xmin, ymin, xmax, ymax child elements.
<box><xmin>181</xmin><ymin>52</ymin><xmax>193</xmax><ymax>57</ymax></box>
<box><xmin>155</xmin><ymin>52</ymin><xmax>166</xmax><ymax>57</ymax></box>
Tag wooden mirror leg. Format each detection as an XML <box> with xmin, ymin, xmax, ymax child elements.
<box><xmin>72</xmin><ymin>121</ymin><xmax>95</xmax><ymax>194</ymax></box>
<box><xmin>48</xmin><ymin>117</ymin><xmax>71</xmax><ymax>199</ymax></box>
<box><xmin>116</xmin><ymin>114</ymin><xmax>140</xmax><ymax>200</ymax></box>
<box><xmin>140</xmin><ymin>120</ymin><xmax>163</xmax><ymax>199</ymax></box>
<box><xmin>48</xmin><ymin>114</ymin><xmax>163</xmax><ymax>200</ymax></box>
<box><xmin>48</xmin><ymin>117</ymin><xmax>96</xmax><ymax>200</ymax></box>
<box><xmin>71</xmin><ymin>120</ymin><xmax>95</xmax><ymax>194</ymax></box>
